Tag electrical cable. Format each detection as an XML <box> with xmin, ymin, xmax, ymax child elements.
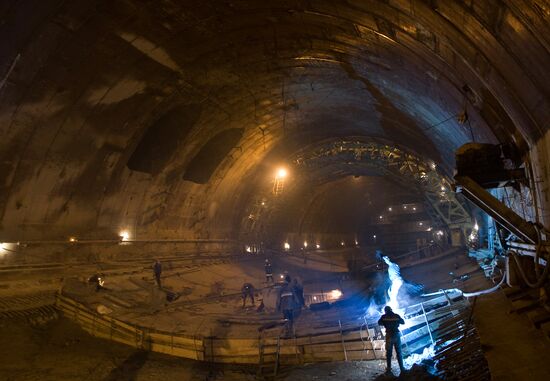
<box><xmin>462</xmin><ymin>268</ymin><xmax>507</xmax><ymax>297</ymax></box>
<box><xmin>507</xmin><ymin>223</ymin><xmax>549</xmax><ymax>289</ymax></box>
<box><xmin>509</xmin><ymin>249</ymin><xmax>550</xmax><ymax>289</ymax></box>
<box><xmin>422</xmin><ymin>114</ymin><xmax>457</xmax><ymax>132</ymax></box>
<box><xmin>421</xmin><ymin>269</ymin><xmax>508</xmax><ymax>299</ymax></box>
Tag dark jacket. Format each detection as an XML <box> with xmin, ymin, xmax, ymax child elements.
<box><xmin>264</xmin><ymin>263</ymin><xmax>273</xmax><ymax>275</ymax></box>
<box><xmin>378</xmin><ymin>311</ymin><xmax>405</xmax><ymax>336</ymax></box>
<box><xmin>153</xmin><ymin>262</ymin><xmax>162</xmax><ymax>275</ymax></box>
<box><xmin>277</xmin><ymin>282</ymin><xmax>297</xmax><ymax>311</ymax></box>
<box><xmin>292</xmin><ymin>282</ymin><xmax>305</xmax><ymax>307</ymax></box>
<box><xmin>242</xmin><ymin>283</ymin><xmax>254</xmax><ymax>295</ymax></box>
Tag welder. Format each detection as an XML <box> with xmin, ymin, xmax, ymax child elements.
<box><xmin>378</xmin><ymin>305</ymin><xmax>406</xmax><ymax>374</ymax></box>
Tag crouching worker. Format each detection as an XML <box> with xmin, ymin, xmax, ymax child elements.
<box><xmin>241</xmin><ymin>283</ymin><xmax>255</xmax><ymax>307</ymax></box>
<box><xmin>88</xmin><ymin>273</ymin><xmax>105</xmax><ymax>292</ymax></box>
<box><xmin>378</xmin><ymin>306</ymin><xmax>406</xmax><ymax>375</ymax></box>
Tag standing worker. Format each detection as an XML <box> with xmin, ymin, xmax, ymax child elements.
<box><xmin>292</xmin><ymin>278</ymin><xmax>305</xmax><ymax>308</ymax></box>
<box><xmin>241</xmin><ymin>283</ymin><xmax>255</xmax><ymax>307</ymax></box>
<box><xmin>264</xmin><ymin>259</ymin><xmax>273</xmax><ymax>283</ymax></box>
<box><xmin>153</xmin><ymin>259</ymin><xmax>162</xmax><ymax>289</ymax></box>
<box><xmin>277</xmin><ymin>275</ymin><xmax>298</xmax><ymax>337</ymax></box>
<box><xmin>378</xmin><ymin>306</ymin><xmax>406</xmax><ymax>375</ymax></box>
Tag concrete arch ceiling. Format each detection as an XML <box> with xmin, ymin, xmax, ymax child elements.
<box><xmin>0</xmin><ymin>0</ymin><xmax>548</xmax><ymax>242</ymax></box>
<box><xmin>239</xmin><ymin>139</ymin><xmax>471</xmax><ymax>244</ymax></box>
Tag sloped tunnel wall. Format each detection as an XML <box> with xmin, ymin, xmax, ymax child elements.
<box><xmin>0</xmin><ymin>1</ymin><xmax>548</xmax><ymax>267</ymax></box>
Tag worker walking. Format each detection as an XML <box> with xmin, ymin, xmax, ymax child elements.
<box><xmin>378</xmin><ymin>306</ymin><xmax>406</xmax><ymax>375</ymax></box>
<box><xmin>264</xmin><ymin>259</ymin><xmax>273</xmax><ymax>282</ymax></box>
<box><xmin>277</xmin><ymin>275</ymin><xmax>298</xmax><ymax>337</ymax></box>
<box><xmin>153</xmin><ymin>259</ymin><xmax>162</xmax><ymax>289</ymax></box>
<box><xmin>241</xmin><ymin>283</ymin><xmax>255</xmax><ymax>307</ymax></box>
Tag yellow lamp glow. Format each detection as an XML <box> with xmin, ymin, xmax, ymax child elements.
<box><xmin>276</xmin><ymin>168</ymin><xmax>288</xmax><ymax>179</ymax></box>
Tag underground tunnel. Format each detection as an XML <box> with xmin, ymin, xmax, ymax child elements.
<box><xmin>0</xmin><ymin>1</ymin><xmax>549</xmax><ymax>380</ymax></box>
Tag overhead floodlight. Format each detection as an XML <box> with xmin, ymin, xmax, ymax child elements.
<box><xmin>316</xmin><ymin>244</ymin><xmax>320</xmax><ymax>249</ymax></box>
<box><xmin>388</xmin><ymin>207</ymin><xmax>392</xmax><ymax>211</ymax></box>
<box><xmin>283</xmin><ymin>242</ymin><xmax>290</xmax><ymax>250</ymax></box>
<box><xmin>276</xmin><ymin>168</ymin><xmax>288</xmax><ymax>179</ymax></box>
<box><xmin>303</xmin><ymin>241</ymin><xmax>308</xmax><ymax>248</ymax></box>
<box><xmin>330</xmin><ymin>289</ymin><xmax>343</xmax><ymax>299</ymax></box>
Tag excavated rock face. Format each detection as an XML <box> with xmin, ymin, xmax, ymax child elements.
<box><xmin>0</xmin><ymin>1</ymin><xmax>548</xmax><ymax>243</ymax></box>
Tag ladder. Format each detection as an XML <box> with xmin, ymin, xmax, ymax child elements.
<box><xmin>273</xmin><ymin>179</ymin><xmax>284</xmax><ymax>195</ymax></box>
<box><xmin>257</xmin><ymin>332</ymin><xmax>281</xmax><ymax>380</ymax></box>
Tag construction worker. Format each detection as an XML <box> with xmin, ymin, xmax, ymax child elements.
<box><xmin>378</xmin><ymin>306</ymin><xmax>406</xmax><ymax>374</ymax></box>
<box><xmin>153</xmin><ymin>259</ymin><xmax>162</xmax><ymax>289</ymax></box>
<box><xmin>277</xmin><ymin>275</ymin><xmax>298</xmax><ymax>337</ymax></box>
<box><xmin>292</xmin><ymin>278</ymin><xmax>305</xmax><ymax>308</ymax></box>
<box><xmin>264</xmin><ymin>259</ymin><xmax>273</xmax><ymax>282</ymax></box>
<box><xmin>88</xmin><ymin>273</ymin><xmax>105</xmax><ymax>292</ymax></box>
<box><xmin>241</xmin><ymin>282</ymin><xmax>255</xmax><ymax>307</ymax></box>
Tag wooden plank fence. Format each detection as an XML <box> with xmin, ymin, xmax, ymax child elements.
<box><xmin>55</xmin><ymin>293</ymin><xmax>385</xmax><ymax>365</ymax></box>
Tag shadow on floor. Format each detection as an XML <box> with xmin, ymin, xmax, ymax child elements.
<box><xmin>373</xmin><ymin>364</ymin><xmax>441</xmax><ymax>381</ymax></box>
<box><xmin>104</xmin><ymin>350</ymin><xmax>149</xmax><ymax>381</ymax></box>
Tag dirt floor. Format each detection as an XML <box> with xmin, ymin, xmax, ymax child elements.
<box><xmin>0</xmin><ymin>317</ymin><xmax>440</xmax><ymax>381</ymax></box>
<box><xmin>0</xmin><ymin>317</ymin><xmax>256</xmax><ymax>381</ymax></box>
<box><xmin>474</xmin><ymin>290</ymin><xmax>550</xmax><ymax>381</ymax></box>
<box><xmin>60</xmin><ymin>252</ymin><xmax>366</xmax><ymax>339</ymax></box>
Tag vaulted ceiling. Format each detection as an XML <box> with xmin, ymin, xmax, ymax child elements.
<box><xmin>0</xmin><ymin>0</ymin><xmax>548</xmax><ymax>242</ymax></box>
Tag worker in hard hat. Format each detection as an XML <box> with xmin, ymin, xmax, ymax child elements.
<box><xmin>88</xmin><ymin>273</ymin><xmax>105</xmax><ymax>292</ymax></box>
<box><xmin>378</xmin><ymin>305</ymin><xmax>406</xmax><ymax>375</ymax></box>
<box><xmin>277</xmin><ymin>275</ymin><xmax>298</xmax><ymax>337</ymax></box>
<box><xmin>241</xmin><ymin>282</ymin><xmax>255</xmax><ymax>308</ymax></box>
<box><xmin>264</xmin><ymin>259</ymin><xmax>273</xmax><ymax>283</ymax></box>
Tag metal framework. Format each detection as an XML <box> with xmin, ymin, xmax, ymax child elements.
<box><xmin>293</xmin><ymin>140</ymin><xmax>473</xmax><ymax>233</ymax></box>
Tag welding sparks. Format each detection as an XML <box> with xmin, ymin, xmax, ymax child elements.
<box><xmin>383</xmin><ymin>256</ymin><xmax>404</xmax><ymax>314</ymax></box>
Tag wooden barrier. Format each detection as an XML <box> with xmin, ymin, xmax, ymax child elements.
<box><xmin>55</xmin><ymin>293</ymin><xmax>385</xmax><ymax>365</ymax></box>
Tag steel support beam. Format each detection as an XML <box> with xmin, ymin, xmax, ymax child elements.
<box><xmin>455</xmin><ymin>175</ymin><xmax>537</xmax><ymax>244</ymax></box>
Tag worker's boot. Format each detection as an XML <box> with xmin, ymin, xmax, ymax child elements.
<box><xmin>386</xmin><ymin>358</ymin><xmax>393</xmax><ymax>375</ymax></box>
